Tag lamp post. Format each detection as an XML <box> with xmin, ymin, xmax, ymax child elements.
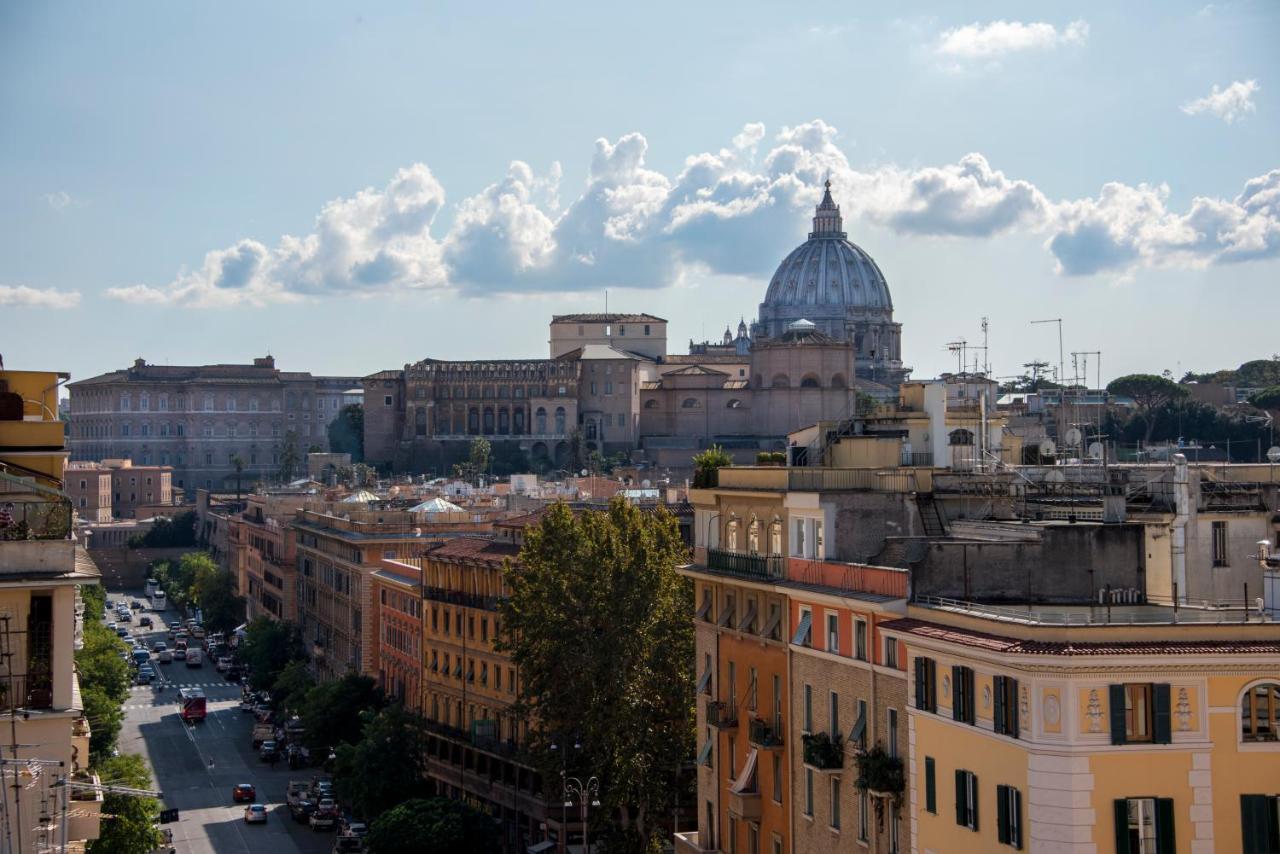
<box><xmin>563</xmin><ymin>774</ymin><xmax>601</xmax><ymax>853</ymax></box>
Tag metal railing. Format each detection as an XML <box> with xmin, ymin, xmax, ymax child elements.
<box><xmin>916</xmin><ymin>595</ymin><xmax>1270</xmax><ymax>626</ymax></box>
<box><xmin>900</xmin><ymin>451</ymin><xmax>934</xmax><ymax>467</ymax></box>
<box><xmin>0</xmin><ymin>497</ymin><xmax>73</xmax><ymax>541</ymax></box>
<box><xmin>787</xmin><ymin>469</ymin><xmax>918</xmax><ymax>493</ymax></box>
<box><xmin>0</xmin><ymin>675</ymin><xmax>54</xmax><ymax>711</ymax></box>
<box><xmin>706</xmin><ymin>700</ymin><xmax>738</xmax><ymax>729</ymax></box>
<box><xmin>422</xmin><ymin>586</ymin><xmax>506</xmax><ymax>611</ymax></box>
<box><xmin>748</xmin><ymin>717</ymin><xmax>784</xmax><ymax>748</ymax></box>
<box><xmin>705</xmin><ymin>548</ymin><xmax>785</xmax><ymax>581</ymax></box>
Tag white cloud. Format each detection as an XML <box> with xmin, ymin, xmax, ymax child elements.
<box><xmin>111</xmin><ymin>121</ymin><xmax>1280</xmax><ymax>306</ymax></box>
<box><xmin>934</xmin><ymin>19</ymin><xmax>1088</xmax><ymax>60</ymax></box>
<box><xmin>43</xmin><ymin>191</ymin><xmax>82</xmax><ymax>212</ymax></box>
<box><xmin>1181</xmin><ymin>79</ymin><xmax>1259</xmax><ymax>124</ymax></box>
<box><xmin>0</xmin><ymin>285</ymin><xmax>82</xmax><ymax>309</ymax></box>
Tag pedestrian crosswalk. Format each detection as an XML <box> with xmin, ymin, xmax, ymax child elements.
<box><xmin>130</xmin><ymin>681</ymin><xmax>241</xmax><ymax>691</ymax></box>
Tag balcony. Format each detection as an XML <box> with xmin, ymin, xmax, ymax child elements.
<box><xmin>0</xmin><ymin>497</ymin><xmax>73</xmax><ymax>541</ymax></box>
<box><xmin>423</xmin><ymin>586</ymin><xmax>505</xmax><ymax>611</ymax></box>
<box><xmin>727</xmin><ymin>789</ymin><xmax>761</xmax><ymax>820</ymax></box>
<box><xmin>802</xmin><ymin>732</ymin><xmax>844</xmax><ymax>771</ymax></box>
<box><xmin>748</xmin><ymin>717</ymin><xmax>784</xmax><ymax>749</ymax></box>
<box><xmin>67</xmin><ymin>770</ymin><xmax>103</xmax><ymax>841</ymax></box>
<box><xmin>706</xmin><ymin>700</ymin><xmax>738</xmax><ymax>730</ymax></box>
<box><xmin>0</xmin><ymin>675</ymin><xmax>54</xmax><ymax>712</ymax></box>
<box><xmin>705</xmin><ymin>548</ymin><xmax>784</xmax><ymax>582</ymax></box>
<box><xmin>673</xmin><ymin>831</ymin><xmax>717</xmax><ymax>854</ymax></box>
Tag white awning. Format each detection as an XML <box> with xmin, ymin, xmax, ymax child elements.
<box><xmin>729</xmin><ymin>748</ymin><xmax>758</xmax><ymax>794</ymax></box>
<box><xmin>790</xmin><ymin>611</ymin><xmax>812</xmax><ymax>647</ymax></box>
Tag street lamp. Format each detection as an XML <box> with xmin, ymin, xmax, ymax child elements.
<box><xmin>563</xmin><ymin>775</ymin><xmax>601</xmax><ymax>853</ymax></box>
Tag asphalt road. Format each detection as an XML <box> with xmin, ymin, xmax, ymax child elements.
<box><xmin>108</xmin><ymin>587</ymin><xmax>334</xmax><ymax>854</ymax></box>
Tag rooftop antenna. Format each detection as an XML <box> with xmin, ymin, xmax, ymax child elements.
<box><xmin>980</xmin><ymin>316</ymin><xmax>990</xmax><ymax>375</ymax></box>
<box><xmin>946</xmin><ymin>339</ymin><xmax>968</xmax><ymax>374</ymax></box>
<box><xmin>1031</xmin><ymin>318</ymin><xmax>1064</xmax><ymax>385</ymax></box>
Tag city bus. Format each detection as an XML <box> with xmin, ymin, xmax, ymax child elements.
<box><xmin>145</xmin><ymin>578</ymin><xmax>159</xmax><ymax>598</ymax></box>
<box><xmin>150</xmin><ymin>590</ymin><xmax>167</xmax><ymax>611</ymax></box>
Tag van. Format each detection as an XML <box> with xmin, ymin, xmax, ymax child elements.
<box><xmin>185</xmin><ymin>649</ymin><xmax>203</xmax><ymax>667</ymax></box>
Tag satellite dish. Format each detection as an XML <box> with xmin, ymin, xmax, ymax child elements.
<box><xmin>1268</xmin><ymin>446</ymin><xmax>1280</xmax><ymax>463</ymax></box>
<box><xmin>1087</xmin><ymin>442</ymin><xmax>1105</xmax><ymax>460</ymax></box>
<box><xmin>1064</xmin><ymin>427</ymin><xmax>1083</xmax><ymax>447</ymax></box>
<box><xmin>1038</xmin><ymin>439</ymin><xmax>1056</xmax><ymax>458</ymax></box>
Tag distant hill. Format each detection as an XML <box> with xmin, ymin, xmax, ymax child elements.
<box><xmin>1181</xmin><ymin>358</ymin><xmax>1280</xmax><ymax>388</ymax></box>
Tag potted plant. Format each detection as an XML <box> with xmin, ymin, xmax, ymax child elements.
<box><xmin>802</xmin><ymin>731</ymin><xmax>844</xmax><ymax>769</ymax></box>
<box><xmin>854</xmin><ymin>744</ymin><xmax>905</xmax><ymax>800</ymax></box>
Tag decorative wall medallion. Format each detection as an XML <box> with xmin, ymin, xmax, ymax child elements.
<box><xmin>1044</xmin><ymin>694</ymin><xmax>1061</xmax><ymax>727</ymax></box>
<box><xmin>983</xmin><ymin>686</ymin><xmax>992</xmax><ymax>710</ymax></box>
<box><xmin>1020</xmin><ymin>685</ymin><xmax>1030</xmax><ymax>721</ymax></box>
<box><xmin>1087</xmin><ymin>689</ymin><xmax>1102</xmax><ymax>733</ymax></box>
<box><xmin>1176</xmin><ymin>688</ymin><xmax>1191</xmax><ymax>732</ymax></box>
<box><xmin>942</xmin><ymin>675</ymin><xmax>951</xmax><ymax>698</ymax></box>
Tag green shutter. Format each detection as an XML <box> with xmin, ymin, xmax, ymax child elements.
<box><xmin>1109</xmin><ymin>684</ymin><xmax>1128</xmax><ymax>745</ymax></box>
<box><xmin>925</xmin><ymin>757</ymin><xmax>936</xmax><ymax>814</ymax></box>
<box><xmin>915</xmin><ymin>658</ymin><xmax>926</xmax><ymax>709</ymax></box>
<box><xmin>993</xmin><ymin>676</ymin><xmax>1006</xmax><ymax>734</ymax></box>
<box><xmin>1114</xmin><ymin>799</ymin><xmax>1132</xmax><ymax>854</ymax></box>
<box><xmin>953</xmin><ymin>666</ymin><xmax>964</xmax><ymax>721</ymax></box>
<box><xmin>1241</xmin><ymin>795</ymin><xmax>1270</xmax><ymax>854</ymax></box>
<box><xmin>971</xmin><ymin>772</ymin><xmax>979</xmax><ymax>831</ymax></box>
<box><xmin>1009</xmin><ymin>678</ymin><xmax>1020</xmax><ymax>739</ymax></box>
<box><xmin>1153</xmin><ymin>683</ymin><xmax>1172</xmax><ymax>745</ymax></box>
<box><xmin>1155</xmin><ymin>798</ymin><xmax>1176</xmax><ymax>854</ymax></box>
<box><xmin>997</xmin><ymin>785</ymin><xmax>1010</xmax><ymax>844</ymax></box>
<box><xmin>1012</xmin><ymin>787</ymin><xmax>1023</xmax><ymax>850</ymax></box>
<box><xmin>955</xmin><ymin>769</ymin><xmax>966</xmax><ymax>826</ymax></box>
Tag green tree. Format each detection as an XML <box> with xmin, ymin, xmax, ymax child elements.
<box><xmin>87</xmin><ymin>753</ymin><xmax>163</xmax><ymax>854</ymax></box>
<box><xmin>1250</xmin><ymin>385</ymin><xmax>1280</xmax><ymax>412</ymax></box>
<box><xmin>499</xmin><ymin>499</ymin><xmax>694</xmax><ymax>853</ymax></box>
<box><xmin>173</xmin><ymin>552</ymin><xmax>244</xmax><ymax>633</ymax></box>
<box><xmin>298</xmin><ymin>673</ymin><xmax>384</xmax><ymax>754</ymax></box>
<box><xmin>237</xmin><ymin>618</ymin><xmax>306</xmax><ymax>692</ymax></box>
<box><xmin>691</xmin><ymin>444</ymin><xmax>732</xmax><ymax>488</ymax></box>
<box><xmin>327</xmin><ymin>403</ymin><xmax>365</xmax><ymax>461</ymax></box>
<box><xmin>1107</xmin><ymin>374</ymin><xmax>1189</xmax><ymax>445</ymax></box>
<box><xmin>83</xmin><ymin>684</ymin><xmax>124</xmax><ymax>763</ymax></box>
<box><xmin>270</xmin><ymin>659</ymin><xmax>315</xmax><ymax>714</ymax></box>
<box><xmin>367</xmin><ymin>798</ymin><xmax>499</xmax><ymax>854</ymax></box>
<box><xmin>81</xmin><ymin>583</ymin><xmax>106</xmax><ymax>622</ymax></box>
<box><xmin>137</xmin><ymin>510</ymin><xmax>197</xmax><ymax>548</ymax></box>
<box><xmin>230</xmin><ymin>453</ymin><xmax>245</xmax><ymax>502</ymax></box>
<box><xmin>279</xmin><ymin>429</ymin><xmax>301</xmax><ymax>481</ymax></box>
<box><xmin>469</xmin><ymin>437</ymin><xmax>491</xmax><ymax>477</ymax></box>
<box><xmin>333</xmin><ymin>705</ymin><xmax>429</xmax><ymax>819</ymax></box>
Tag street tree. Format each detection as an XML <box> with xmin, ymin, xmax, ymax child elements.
<box><xmin>366</xmin><ymin>798</ymin><xmax>498</xmax><ymax>854</ymax></box>
<box><xmin>87</xmin><ymin>753</ymin><xmax>164</xmax><ymax>854</ymax></box>
<box><xmin>1107</xmin><ymin>374</ymin><xmax>1188</xmax><ymax>445</ymax></box>
<box><xmin>279</xmin><ymin>429</ymin><xmax>301</xmax><ymax>481</ymax></box>
<box><xmin>333</xmin><ymin>705</ymin><xmax>429</xmax><ymax>819</ymax></box>
<box><xmin>184</xmin><ymin>552</ymin><xmax>244</xmax><ymax>633</ymax></box>
<box><xmin>298</xmin><ymin>673</ymin><xmax>384</xmax><ymax>753</ymax></box>
<box><xmin>238</xmin><ymin>618</ymin><xmax>305</xmax><ymax>692</ymax></box>
<box><xmin>499</xmin><ymin>499</ymin><xmax>694</xmax><ymax>853</ymax></box>
<box><xmin>271</xmin><ymin>660</ymin><xmax>315</xmax><ymax>714</ymax></box>
<box><xmin>230</xmin><ymin>453</ymin><xmax>245</xmax><ymax>501</ymax></box>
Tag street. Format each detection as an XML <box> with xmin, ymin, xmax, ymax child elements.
<box><xmin>108</xmin><ymin>586</ymin><xmax>333</xmax><ymax>854</ymax></box>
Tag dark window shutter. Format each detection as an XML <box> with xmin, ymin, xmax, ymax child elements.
<box><xmin>994</xmin><ymin>676</ymin><xmax>1006</xmax><ymax>734</ymax></box>
<box><xmin>955</xmin><ymin>769</ymin><xmax>966</xmax><ymax>826</ymax></box>
<box><xmin>1114</xmin><ymin>799</ymin><xmax>1131</xmax><ymax>854</ymax></box>
<box><xmin>925</xmin><ymin>757</ymin><xmax>936</xmax><ymax>814</ymax></box>
<box><xmin>915</xmin><ymin>658</ymin><xmax>926</xmax><ymax>710</ymax></box>
<box><xmin>1155</xmin><ymin>798</ymin><xmax>1176</xmax><ymax>854</ymax></box>
<box><xmin>953</xmin><ymin>666</ymin><xmax>963</xmax><ymax>721</ymax></box>
<box><xmin>1012</xmin><ymin>788</ymin><xmax>1023</xmax><ymax>849</ymax></box>
<box><xmin>1240</xmin><ymin>795</ymin><xmax>1271</xmax><ymax>854</ymax></box>
<box><xmin>1109</xmin><ymin>684</ymin><xmax>1128</xmax><ymax>745</ymax></box>
<box><xmin>1010</xmin><ymin>678</ymin><xmax>1020</xmax><ymax>739</ymax></box>
<box><xmin>1153</xmin><ymin>683</ymin><xmax>1172</xmax><ymax>744</ymax></box>
<box><xmin>997</xmin><ymin>785</ymin><xmax>1010</xmax><ymax>844</ymax></box>
<box><xmin>971</xmin><ymin>772</ymin><xmax>979</xmax><ymax>831</ymax></box>
<box><xmin>927</xmin><ymin>659</ymin><xmax>936</xmax><ymax>711</ymax></box>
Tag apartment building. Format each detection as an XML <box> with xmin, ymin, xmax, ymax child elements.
<box><xmin>64</xmin><ymin>461</ymin><xmax>112</xmax><ymax>522</ymax></box>
<box><xmin>371</xmin><ymin>556</ymin><xmax>422</xmax><ymax>711</ymax></box>
<box><xmin>0</xmin><ymin>368</ymin><xmax>103</xmax><ymax>850</ymax></box>
<box><xmin>228</xmin><ymin>490</ymin><xmax>313</xmax><ymax>621</ymax></box>
<box><xmin>884</xmin><ymin>599</ymin><xmax>1280</xmax><ymax>853</ymax></box>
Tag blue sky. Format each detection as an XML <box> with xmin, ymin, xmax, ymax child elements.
<box><xmin>2</xmin><ymin>0</ymin><xmax>1277</xmax><ymax>387</ymax></box>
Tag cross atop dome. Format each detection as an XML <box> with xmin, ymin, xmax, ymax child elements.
<box><xmin>809</xmin><ymin>178</ymin><xmax>846</xmax><ymax>238</ymax></box>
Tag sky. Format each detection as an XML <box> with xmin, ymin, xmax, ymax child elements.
<box><xmin>2</xmin><ymin>0</ymin><xmax>1277</xmax><ymax>388</ymax></box>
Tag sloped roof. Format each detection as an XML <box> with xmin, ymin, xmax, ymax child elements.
<box><xmin>408</xmin><ymin>497</ymin><xmax>464</xmax><ymax>514</ymax></box>
<box><xmin>551</xmin><ymin>313</ymin><xmax>666</xmax><ymax>323</ymax></box>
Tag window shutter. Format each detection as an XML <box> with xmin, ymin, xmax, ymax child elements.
<box><xmin>1153</xmin><ymin>683</ymin><xmax>1172</xmax><ymax>745</ymax></box>
<box><xmin>1010</xmin><ymin>678</ymin><xmax>1020</xmax><ymax>739</ymax></box>
<box><xmin>994</xmin><ymin>676</ymin><xmax>1006</xmax><ymax>734</ymax></box>
<box><xmin>1113</xmin><ymin>800</ymin><xmax>1131</xmax><ymax>854</ymax></box>
<box><xmin>1109</xmin><ymin>684</ymin><xmax>1128</xmax><ymax>745</ymax></box>
<box><xmin>952</xmin><ymin>666</ymin><xmax>964</xmax><ymax>721</ymax></box>
<box><xmin>997</xmin><ymin>785</ymin><xmax>1010</xmax><ymax>844</ymax></box>
<box><xmin>1012</xmin><ymin>787</ymin><xmax>1023</xmax><ymax>849</ymax></box>
<box><xmin>955</xmin><ymin>770</ymin><xmax>966</xmax><ymax>826</ymax></box>
<box><xmin>1155</xmin><ymin>798</ymin><xmax>1176</xmax><ymax>854</ymax></box>
<box><xmin>924</xmin><ymin>757</ymin><xmax>936</xmax><ymax>814</ymax></box>
<box><xmin>1241</xmin><ymin>795</ymin><xmax>1271</xmax><ymax>854</ymax></box>
<box><xmin>915</xmin><ymin>658</ymin><xmax>927</xmax><ymax>710</ymax></box>
<box><xmin>971</xmin><ymin>772</ymin><xmax>979</xmax><ymax>831</ymax></box>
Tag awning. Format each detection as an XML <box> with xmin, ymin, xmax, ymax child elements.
<box><xmin>695</xmin><ymin>665</ymin><xmax>712</xmax><ymax>695</ymax></box>
<box><xmin>527</xmin><ymin>841</ymin><xmax>556</xmax><ymax>854</ymax></box>
<box><xmin>761</xmin><ymin>605</ymin><xmax>781</xmax><ymax>640</ymax></box>
<box><xmin>737</xmin><ymin>599</ymin><xmax>757</xmax><ymax>633</ymax></box>
<box><xmin>729</xmin><ymin>748</ymin><xmax>758</xmax><ymax>794</ymax></box>
<box><xmin>790</xmin><ymin>611</ymin><xmax>812</xmax><ymax>647</ymax></box>
<box><xmin>850</xmin><ymin>707</ymin><xmax>867</xmax><ymax>746</ymax></box>
<box><xmin>716</xmin><ymin>601</ymin><xmax>735</xmax><ymax>628</ymax></box>
<box><xmin>696</xmin><ymin>738</ymin><xmax>713</xmax><ymax>767</ymax></box>
<box><xmin>695</xmin><ymin>595</ymin><xmax>712</xmax><ymax>621</ymax></box>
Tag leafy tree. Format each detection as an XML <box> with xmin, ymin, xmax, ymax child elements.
<box><xmin>230</xmin><ymin>454</ymin><xmax>246</xmax><ymax>501</ymax></box>
<box><xmin>270</xmin><ymin>659</ymin><xmax>315</xmax><ymax>714</ymax></box>
<box><xmin>1107</xmin><ymin>374</ymin><xmax>1188</xmax><ymax>445</ymax></box>
<box><xmin>327</xmin><ymin>403</ymin><xmax>365</xmax><ymax>461</ymax></box>
<box><xmin>691</xmin><ymin>444</ymin><xmax>732</xmax><ymax>488</ymax></box>
<box><xmin>298</xmin><ymin>673</ymin><xmax>384</xmax><ymax>754</ymax></box>
<box><xmin>136</xmin><ymin>511</ymin><xmax>197</xmax><ymax>548</ymax></box>
<box><xmin>367</xmin><ymin>798</ymin><xmax>499</xmax><ymax>854</ymax></box>
<box><xmin>81</xmin><ymin>583</ymin><xmax>106</xmax><ymax>622</ymax></box>
<box><xmin>333</xmin><ymin>705</ymin><xmax>429</xmax><ymax>819</ymax></box>
<box><xmin>237</xmin><ymin>617</ymin><xmax>306</xmax><ymax>692</ymax></box>
<box><xmin>279</xmin><ymin>429</ymin><xmax>301</xmax><ymax>481</ymax></box>
<box><xmin>453</xmin><ymin>437</ymin><xmax>492</xmax><ymax>483</ymax></box>
<box><xmin>1250</xmin><ymin>385</ymin><xmax>1280</xmax><ymax>412</ymax></box>
<box><xmin>77</xmin><ymin>622</ymin><xmax>131</xmax><ymax>706</ymax></box>
<box><xmin>87</xmin><ymin>753</ymin><xmax>163</xmax><ymax>854</ymax></box>
<box><xmin>83</xmin><ymin>684</ymin><xmax>124</xmax><ymax>763</ymax></box>
<box><xmin>499</xmin><ymin>499</ymin><xmax>694</xmax><ymax>853</ymax></box>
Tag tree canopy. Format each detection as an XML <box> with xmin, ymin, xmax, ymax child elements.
<box><xmin>87</xmin><ymin>754</ymin><xmax>163</xmax><ymax>854</ymax></box>
<box><xmin>75</xmin><ymin>591</ymin><xmax>132</xmax><ymax>762</ymax></box>
<box><xmin>186</xmin><ymin>553</ymin><xmax>244</xmax><ymax>633</ymax></box>
<box><xmin>298</xmin><ymin>673</ymin><xmax>384</xmax><ymax>754</ymax></box>
<box><xmin>1250</xmin><ymin>385</ymin><xmax>1280</xmax><ymax>411</ymax></box>
<box><xmin>327</xmin><ymin>403</ymin><xmax>365</xmax><ymax>461</ymax></box>
<box><xmin>691</xmin><ymin>444</ymin><xmax>732</xmax><ymax>488</ymax></box>
<box><xmin>367</xmin><ymin>798</ymin><xmax>498</xmax><ymax>854</ymax></box>
<box><xmin>237</xmin><ymin>617</ymin><xmax>306</xmax><ymax>692</ymax></box>
<box><xmin>499</xmin><ymin>499</ymin><xmax>694</xmax><ymax>852</ymax></box>
<box><xmin>333</xmin><ymin>705</ymin><xmax>429</xmax><ymax>819</ymax></box>
<box><xmin>131</xmin><ymin>510</ymin><xmax>197</xmax><ymax>548</ymax></box>
<box><xmin>1107</xmin><ymin>374</ymin><xmax>1188</xmax><ymax>444</ymax></box>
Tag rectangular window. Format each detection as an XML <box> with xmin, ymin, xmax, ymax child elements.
<box><xmin>827</xmin><ymin>613</ymin><xmax>839</xmax><ymax>653</ymax></box>
<box><xmin>915</xmin><ymin>656</ymin><xmax>937</xmax><ymax>712</ymax></box>
<box><xmin>772</xmin><ymin>753</ymin><xmax>782</xmax><ymax>803</ymax></box>
<box><xmin>955</xmin><ymin>769</ymin><xmax>979</xmax><ymax>831</ymax></box>
<box><xmin>746</xmin><ymin>824</ymin><xmax>758</xmax><ymax>854</ymax></box>
<box><xmin>829</xmin><ymin>691</ymin><xmax>839</xmax><ymax>738</ymax></box>
<box><xmin>1240</xmin><ymin>794</ymin><xmax>1280</xmax><ymax>853</ymax></box>
<box><xmin>884</xmin><ymin>636</ymin><xmax>899</xmax><ymax>668</ymax></box>
<box><xmin>855</xmin><ymin>620</ymin><xmax>868</xmax><ymax>661</ymax></box>
<box><xmin>888</xmin><ymin>708</ymin><xmax>898</xmax><ymax>758</ymax></box>
<box><xmin>830</xmin><ymin>778</ymin><xmax>841</xmax><ymax>830</ymax></box>
<box><xmin>952</xmin><ymin>666</ymin><xmax>976</xmax><ymax>724</ymax></box>
<box><xmin>1212</xmin><ymin>520</ymin><xmax>1230</xmax><ymax>566</ymax></box>
<box><xmin>851</xmin><ymin>699</ymin><xmax>867</xmax><ymax>750</ymax></box>
<box><xmin>791</xmin><ymin>608</ymin><xmax>812</xmax><ymax>647</ymax></box>
<box><xmin>384</xmin><ymin>395</ymin><xmax>393</xmax><ymax>406</ymax></box>
<box><xmin>748</xmin><ymin>666</ymin><xmax>757</xmax><ymax>711</ymax></box>
<box><xmin>1110</xmin><ymin>683</ymin><xmax>1171</xmax><ymax>745</ymax></box>
<box><xmin>925</xmin><ymin>756</ymin><xmax>937</xmax><ymax>814</ymax></box>
<box><xmin>728</xmin><ymin>661</ymin><xmax>737</xmax><ymax>709</ymax></box>
<box><xmin>803</xmin><ymin>684</ymin><xmax>813</xmax><ymax>732</ymax></box>
<box><xmin>1114</xmin><ymin>797</ymin><xmax>1175</xmax><ymax>854</ymax></box>
<box><xmin>804</xmin><ymin>768</ymin><xmax>814</xmax><ymax>817</ymax></box>
<box><xmin>994</xmin><ymin>675</ymin><xmax>1020</xmax><ymax>738</ymax></box>
<box><xmin>997</xmin><ymin>784</ymin><xmax>1023</xmax><ymax>849</ymax></box>
<box><xmin>859</xmin><ymin>789</ymin><xmax>869</xmax><ymax>841</ymax></box>
<box><xmin>728</xmin><ymin>735</ymin><xmax>736</xmax><ymax>778</ymax></box>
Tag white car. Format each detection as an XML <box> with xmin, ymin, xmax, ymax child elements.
<box><xmin>216</xmin><ymin>656</ymin><xmax>232</xmax><ymax>672</ymax></box>
<box><xmin>244</xmin><ymin>804</ymin><xmax>268</xmax><ymax>824</ymax></box>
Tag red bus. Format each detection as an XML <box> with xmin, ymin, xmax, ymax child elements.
<box><xmin>180</xmin><ymin>687</ymin><xmax>206</xmax><ymax>724</ymax></box>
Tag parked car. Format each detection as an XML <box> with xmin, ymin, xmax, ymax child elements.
<box><xmin>173</xmin><ymin>648</ymin><xmax>186</xmax><ymax>661</ymax></box>
<box><xmin>139</xmin><ymin>615</ymin><xmax>153</xmax><ymax>628</ymax></box>
<box><xmin>244</xmin><ymin>804</ymin><xmax>268</xmax><ymax>824</ymax></box>
<box><xmin>340</xmin><ymin>821</ymin><xmax>368</xmax><ymax>838</ymax></box>
<box><xmin>289</xmin><ymin>799</ymin><xmax>316</xmax><ymax>824</ymax></box>
<box><xmin>232</xmin><ymin>783</ymin><xmax>256</xmax><ymax>803</ymax></box>
<box><xmin>332</xmin><ymin>837</ymin><xmax>366</xmax><ymax>853</ymax></box>
<box><xmin>216</xmin><ymin>656</ymin><xmax>232</xmax><ymax>673</ymax></box>
<box><xmin>259</xmin><ymin>741</ymin><xmax>279</xmax><ymax>763</ymax></box>
<box><xmin>157</xmin><ymin>649</ymin><xmax>173</xmax><ymax>664</ymax></box>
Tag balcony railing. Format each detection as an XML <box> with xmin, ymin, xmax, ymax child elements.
<box><xmin>705</xmin><ymin>548</ymin><xmax>785</xmax><ymax>581</ymax></box>
<box><xmin>706</xmin><ymin>700</ymin><xmax>738</xmax><ymax>730</ymax></box>
<box><xmin>748</xmin><ymin>717</ymin><xmax>784</xmax><ymax>748</ymax></box>
<box><xmin>0</xmin><ymin>676</ymin><xmax>55</xmax><ymax>712</ymax></box>
<box><xmin>900</xmin><ymin>451</ymin><xmax>934</xmax><ymax>467</ymax></box>
<box><xmin>802</xmin><ymin>732</ymin><xmax>844</xmax><ymax>770</ymax></box>
<box><xmin>788</xmin><ymin>469</ymin><xmax>919</xmax><ymax>493</ymax></box>
<box><xmin>423</xmin><ymin>586</ymin><xmax>506</xmax><ymax>611</ymax></box>
<box><xmin>0</xmin><ymin>497</ymin><xmax>72</xmax><ymax>541</ymax></box>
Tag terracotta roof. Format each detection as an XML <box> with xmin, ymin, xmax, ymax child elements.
<box><xmin>495</xmin><ymin>507</ymin><xmax>552</xmax><ymax>529</ymax></box>
<box><xmin>880</xmin><ymin>617</ymin><xmax>1280</xmax><ymax>656</ymax></box>
<box><xmin>426</xmin><ymin>537</ymin><xmax>520</xmax><ymax>566</ymax></box>
<box><xmin>551</xmin><ymin>313</ymin><xmax>666</xmax><ymax>323</ymax></box>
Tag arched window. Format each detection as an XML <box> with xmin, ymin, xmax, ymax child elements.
<box><xmin>554</xmin><ymin>407</ymin><xmax>566</xmax><ymax>434</ymax></box>
<box><xmin>643</xmin><ymin>399</ymin><xmax>658</xmax><ymax>409</ymax></box>
<box><xmin>682</xmin><ymin>398</ymin><xmax>701</xmax><ymax>409</ymax></box>
<box><xmin>139</xmin><ymin>392</ymin><xmax>150</xmax><ymax>411</ymax></box>
<box><xmin>771</xmin><ymin>374</ymin><xmax>790</xmax><ymax>388</ymax></box>
<box><xmin>513</xmin><ymin>409</ymin><xmax>525</xmax><ymax>434</ymax></box>
<box><xmin>830</xmin><ymin>373</ymin><xmax>847</xmax><ymax>389</ymax></box>
<box><xmin>949</xmin><ymin>429</ymin><xmax>975</xmax><ymax>446</ymax></box>
<box><xmin>467</xmin><ymin>407</ymin><xmax>480</xmax><ymax>434</ymax></box>
<box><xmin>1241</xmin><ymin>682</ymin><xmax>1280</xmax><ymax>742</ymax></box>
<box><xmin>747</xmin><ymin>518</ymin><xmax>760</xmax><ymax>554</ymax></box>
<box><xmin>120</xmin><ymin>393</ymin><xmax>131</xmax><ymax>412</ymax></box>
<box><xmin>415</xmin><ymin>408</ymin><xmax>427</xmax><ymax>436</ymax></box>
<box><xmin>800</xmin><ymin>374</ymin><xmax>821</xmax><ymax>388</ymax></box>
<box><xmin>536</xmin><ymin>407</ymin><xmax>547</xmax><ymax>434</ymax></box>
<box><xmin>483</xmin><ymin>408</ymin><xmax>495</xmax><ymax>434</ymax></box>
<box><xmin>726</xmin><ymin>399</ymin><xmax>743</xmax><ymax>409</ymax></box>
